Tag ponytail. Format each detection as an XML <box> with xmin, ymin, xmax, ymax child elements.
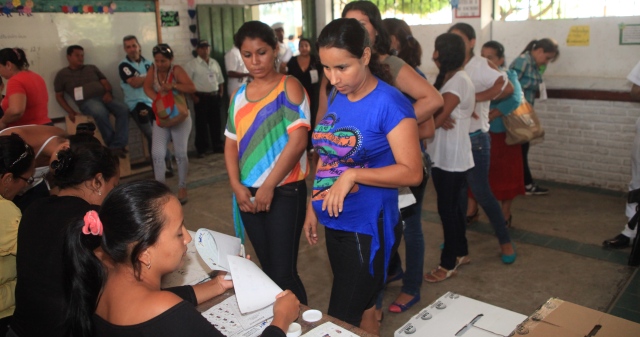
<box><xmin>369</xmin><ymin>52</ymin><xmax>393</xmax><ymax>85</ymax></box>
<box><xmin>433</xmin><ymin>33</ymin><xmax>466</xmax><ymax>90</ymax></box>
<box><xmin>520</xmin><ymin>39</ymin><xmax>538</xmax><ymax>55</ymax></box>
<box><xmin>521</xmin><ymin>38</ymin><xmax>560</xmax><ymax>61</ymax></box>
<box><xmin>63</xmin><ymin>212</ymin><xmax>105</xmax><ymax>337</ymax></box>
<box><xmin>382</xmin><ymin>18</ymin><xmax>422</xmax><ymax>68</ymax></box>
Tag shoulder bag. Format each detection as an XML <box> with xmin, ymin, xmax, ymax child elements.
<box><xmin>151</xmin><ymin>70</ymin><xmax>189</xmax><ymax>128</ymax></box>
<box><xmin>502</xmin><ymin>100</ymin><xmax>545</xmax><ymax>145</ymax></box>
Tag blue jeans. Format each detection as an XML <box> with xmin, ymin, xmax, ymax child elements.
<box><xmin>78</xmin><ymin>97</ymin><xmax>129</xmax><ymax>149</ymax></box>
<box><xmin>465</xmin><ymin>132</ymin><xmax>511</xmax><ymax>245</ymax></box>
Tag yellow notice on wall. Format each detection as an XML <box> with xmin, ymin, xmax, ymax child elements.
<box><xmin>566</xmin><ymin>25</ymin><xmax>590</xmax><ymax>46</ymax></box>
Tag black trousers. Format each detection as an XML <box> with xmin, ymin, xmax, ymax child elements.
<box><xmin>326</xmin><ymin>215</ymin><xmax>402</xmax><ymax>327</ymax></box>
<box><xmin>194</xmin><ymin>93</ymin><xmax>222</xmax><ymax>154</ymax></box>
<box><xmin>240</xmin><ymin>181</ymin><xmax>308</xmax><ymax>305</ymax></box>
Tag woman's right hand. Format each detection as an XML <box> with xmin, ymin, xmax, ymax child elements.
<box><xmin>271</xmin><ymin>290</ymin><xmax>300</xmax><ymax>332</ymax></box>
<box><xmin>303</xmin><ymin>203</ymin><xmax>318</xmax><ymax>245</ymax></box>
<box><xmin>232</xmin><ymin>183</ymin><xmax>256</xmax><ymax>213</ymax></box>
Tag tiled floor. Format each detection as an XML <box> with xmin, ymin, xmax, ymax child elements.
<box><xmin>127</xmin><ymin>155</ymin><xmax>640</xmax><ymax>335</ymax></box>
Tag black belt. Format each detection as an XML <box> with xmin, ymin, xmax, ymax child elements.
<box><xmin>196</xmin><ymin>91</ymin><xmax>218</xmax><ymax>96</ymax></box>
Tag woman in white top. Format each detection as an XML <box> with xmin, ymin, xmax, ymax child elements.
<box><xmin>424</xmin><ymin>33</ymin><xmax>475</xmax><ymax>283</ymax></box>
<box><xmin>448</xmin><ymin>23</ymin><xmax>516</xmax><ymax>262</ymax></box>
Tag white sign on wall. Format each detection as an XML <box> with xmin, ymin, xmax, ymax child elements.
<box><xmin>455</xmin><ymin>0</ymin><xmax>481</xmax><ymax>18</ymax></box>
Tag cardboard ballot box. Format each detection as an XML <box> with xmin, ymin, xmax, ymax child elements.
<box><xmin>394</xmin><ymin>292</ymin><xmax>527</xmax><ymax>337</ymax></box>
<box><xmin>514</xmin><ymin>298</ymin><xmax>640</xmax><ymax>337</ymax></box>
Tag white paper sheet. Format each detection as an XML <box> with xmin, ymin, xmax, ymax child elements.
<box><xmin>195</xmin><ymin>228</ymin><xmax>242</xmax><ymax>272</ymax></box>
<box><xmin>161</xmin><ymin>230</ymin><xmax>212</xmax><ymax>288</ymax></box>
<box><xmin>302</xmin><ymin>322</ymin><xmax>359</xmax><ymax>337</ymax></box>
<box><xmin>201</xmin><ymin>295</ymin><xmax>273</xmax><ymax>337</ymax></box>
<box><xmin>227</xmin><ymin>255</ymin><xmax>282</xmax><ymax>314</ymax></box>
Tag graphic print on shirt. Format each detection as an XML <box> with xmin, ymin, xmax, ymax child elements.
<box><xmin>312</xmin><ymin>112</ymin><xmax>366</xmax><ymax>201</ymax></box>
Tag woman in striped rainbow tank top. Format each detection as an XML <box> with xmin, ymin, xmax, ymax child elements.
<box><xmin>224</xmin><ymin>21</ymin><xmax>311</xmax><ymax>305</ymax></box>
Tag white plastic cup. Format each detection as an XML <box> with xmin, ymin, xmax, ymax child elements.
<box><xmin>302</xmin><ymin>309</ymin><xmax>322</xmax><ymax>323</ymax></box>
<box><xmin>286</xmin><ymin>322</ymin><xmax>302</xmax><ymax>337</ymax></box>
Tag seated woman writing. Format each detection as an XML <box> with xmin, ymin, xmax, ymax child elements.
<box><xmin>63</xmin><ymin>180</ymin><xmax>300</xmax><ymax>337</ymax></box>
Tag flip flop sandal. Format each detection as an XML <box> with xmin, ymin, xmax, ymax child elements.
<box><xmin>389</xmin><ymin>295</ymin><xmax>421</xmax><ymax>313</ymax></box>
<box><xmin>424</xmin><ymin>266</ymin><xmax>456</xmax><ymax>283</ymax></box>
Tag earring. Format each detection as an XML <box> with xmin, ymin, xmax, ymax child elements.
<box><xmin>98</xmin><ymin>190</ymin><xmax>102</xmax><ymax>196</ymax></box>
<box><xmin>146</xmin><ymin>262</ymin><xmax>151</xmax><ymax>270</ymax></box>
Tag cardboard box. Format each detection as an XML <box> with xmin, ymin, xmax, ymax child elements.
<box><xmin>394</xmin><ymin>292</ymin><xmax>527</xmax><ymax>337</ymax></box>
<box><xmin>514</xmin><ymin>298</ymin><xmax>640</xmax><ymax>337</ymax></box>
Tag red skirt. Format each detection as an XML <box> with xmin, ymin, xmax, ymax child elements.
<box><xmin>488</xmin><ymin>132</ymin><xmax>525</xmax><ymax>200</ymax></box>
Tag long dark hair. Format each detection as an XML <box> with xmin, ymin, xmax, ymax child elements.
<box><xmin>317</xmin><ymin>18</ymin><xmax>392</xmax><ymax>85</ymax></box>
<box><xmin>0</xmin><ymin>48</ymin><xmax>29</xmax><ymax>71</ymax></box>
<box><xmin>0</xmin><ymin>133</ymin><xmax>34</xmax><ymax>178</ymax></box>
<box><xmin>64</xmin><ymin>180</ymin><xmax>174</xmax><ymax>337</ymax></box>
<box><xmin>520</xmin><ymin>38</ymin><xmax>560</xmax><ymax>62</ymax></box>
<box><xmin>448</xmin><ymin>22</ymin><xmax>476</xmax><ymax>57</ymax></box>
<box><xmin>234</xmin><ymin>21</ymin><xmax>278</xmax><ymax>50</ymax></box>
<box><xmin>433</xmin><ymin>33</ymin><xmax>466</xmax><ymax>90</ymax></box>
<box><xmin>49</xmin><ymin>136</ymin><xmax>119</xmax><ymax>190</ymax></box>
<box><xmin>341</xmin><ymin>1</ymin><xmax>391</xmax><ymax>55</ymax></box>
<box><xmin>382</xmin><ymin>18</ymin><xmax>422</xmax><ymax>68</ymax></box>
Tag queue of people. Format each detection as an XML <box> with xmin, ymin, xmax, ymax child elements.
<box><xmin>0</xmin><ymin>2</ymin><xmax>575</xmax><ymax>337</ymax></box>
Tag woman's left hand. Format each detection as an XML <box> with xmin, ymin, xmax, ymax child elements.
<box><xmin>322</xmin><ymin>169</ymin><xmax>356</xmax><ymax>217</ymax></box>
<box><xmin>254</xmin><ymin>185</ymin><xmax>274</xmax><ymax>212</ymax></box>
<box><xmin>214</xmin><ymin>272</ymin><xmax>233</xmax><ymax>292</ymax></box>
<box><xmin>161</xmin><ymin>82</ymin><xmax>173</xmax><ymax>92</ymax></box>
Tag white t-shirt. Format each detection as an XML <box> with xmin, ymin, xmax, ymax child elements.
<box><xmin>427</xmin><ymin>70</ymin><xmax>475</xmax><ymax>172</ymax></box>
<box><xmin>628</xmin><ymin>60</ymin><xmax>640</xmax><ymax>86</ymax></box>
<box><xmin>464</xmin><ymin>55</ymin><xmax>505</xmax><ymax>133</ymax></box>
<box><xmin>224</xmin><ymin>47</ymin><xmax>249</xmax><ymax>96</ymax></box>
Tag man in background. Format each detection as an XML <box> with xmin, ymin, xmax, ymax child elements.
<box><xmin>184</xmin><ymin>40</ymin><xmax>225</xmax><ymax>156</ymax></box>
<box><xmin>54</xmin><ymin>45</ymin><xmax>129</xmax><ymax>157</ymax></box>
<box><xmin>603</xmin><ymin>60</ymin><xmax>640</xmax><ymax>249</ymax></box>
<box><xmin>271</xmin><ymin>22</ymin><xmax>292</xmax><ymax>74</ymax></box>
<box><xmin>224</xmin><ymin>46</ymin><xmax>251</xmax><ymax>97</ymax></box>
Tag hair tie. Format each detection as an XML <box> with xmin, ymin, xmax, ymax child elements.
<box><xmin>406</xmin><ymin>35</ymin><xmax>414</xmax><ymax>40</ymax></box>
<box><xmin>51</xmin><ymin>151</ymin><xmax>72</xmax><ymax>175</ymax></box>
<box><xmin>83</xmin><ymin>210</ymin><xmax>103</xmax><ymax>236</ymax></box>
<box><xmin>13</xmin><ymin>48</ymin><xmax>20</xmax><ymax>60</ymax></box>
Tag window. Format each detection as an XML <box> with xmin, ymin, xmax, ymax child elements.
<box><xmin>333</xmin><ymin>0</ymin><xmax>452</xmax><ymax>25</ymax></box>
<box><xmin>496</xmin><ymin>0</ymin><xmax>640</xmax><ymax>21</ymax></box>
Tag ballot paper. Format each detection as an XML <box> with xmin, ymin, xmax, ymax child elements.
<box><xmin>195</xmin><ymin>228</ymin><xmax>242</xmax><ymax>272</ymax></box>
<box><xmin>201</xmin><ymin>294</ymin><xmax>273</xmax><ymax>337</ymax></box>
<box><xmin>302</xmin><ymin>322</ymin><xmax>360</xmax><ymax>337</ymax></box>
<box><xmin>227</xmin><ymin>255</ymin><xmax>282</xmax><ymax>314</ymax></box>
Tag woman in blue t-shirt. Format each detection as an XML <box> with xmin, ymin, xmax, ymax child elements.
<box><xmin>303</xmin><ymin>18</ymin><xmax>423</xmax><ymax>335</ymax></box>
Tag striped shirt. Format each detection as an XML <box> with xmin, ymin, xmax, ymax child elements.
<box><xmin>225</xmin><ymin>75</ymin><xmax>310</xmax><ymax>187</ymax></box>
